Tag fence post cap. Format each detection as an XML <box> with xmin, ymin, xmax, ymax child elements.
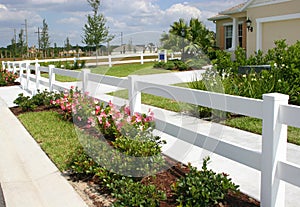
<box><xmin>263</xmin><ymin>93</ymin><xmax>289</xmax><ymax>101</ymax></box>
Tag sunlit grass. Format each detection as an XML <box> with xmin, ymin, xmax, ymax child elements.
<box><xmin>18</xmin><ymin>111</ymin><xmax>81</xmax><ymax>171</ymax></box>
<box><xmin>224</xmin><ymin>116</ymin><xmax>300</xmax><ymax>145</ymax></box>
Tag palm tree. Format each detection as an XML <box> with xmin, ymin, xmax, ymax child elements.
<box><xmin>169</xmin><ymin>18</ymin><xmax>189</xmax><ymax>61</ymax></box>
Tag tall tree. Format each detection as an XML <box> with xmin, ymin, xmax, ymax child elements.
<box><xmin>169</xmin><ymin>18</ymin><xmax>189</xmax><ymax>61</ymax></box>
<box><xmin>65</xmin><ymin>37</ymin><xmax>72</xmax><ymax>52</ymax></box>
<box><xmin>82</xmin><ymin>0</ymin><xmax>113</xmax><ymax>58</ymax></box>
<box><xmin>164</xmin><ymin>18</ymin><xmax>215</xmax><ymax>60</ymax></box>
<box><xmin>40</xmin><ymin>19</ymin><xmax>50</xmax><ymax>58</ymax></box>
<box><xmin>17</xmin><ymin>29</ymin><xmax>26</xmax><ymax>58</ymax></box>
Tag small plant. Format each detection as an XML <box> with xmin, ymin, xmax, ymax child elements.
<box><xmin>13</xmin><ymin>93</ymin><xmax>37</xmax><ymax>111</ymax></box>
<box><xmin>13</xmin><ymin>90</ymin><xmax>62</xmax><ymax>111</ymax></box>
<box><xmin>153</xmin><ymin>60</ymin><xmax>190</xmax><ymax>71</ymax></box>
<box><xmin>108</xmin><ymin>177</ymin><xmax>166</xmax><ymax>207</ymax></box>
<box><xmin>172</xmin><ymin>157</ymin><xmax>239</xmax><ymax>207</ymax></box>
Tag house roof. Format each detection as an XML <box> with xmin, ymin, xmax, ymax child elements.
<box><xmin>208</xmin><ymin>0</ymin><xmax>254</xmax><ymax>21</ymax></box>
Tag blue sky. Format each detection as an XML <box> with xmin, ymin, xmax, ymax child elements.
<box><xmin>0</xmin><ymin>0</ymin><xmax>245</xmax><ymax>48</ymax></box>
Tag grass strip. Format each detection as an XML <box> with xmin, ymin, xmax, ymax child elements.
<box><xmin>18</xmin><ymin>111</ymin><xmax>81</xmax><ymax>171</ymax></box>
<box><xmin>108</xmin><ymin>89</ymin><xmax>192</xmax><ymax>112</ymax></box>
<box><xmin>225</xmin><ymin>116</ymin><xmax>300</xmax><ymax>145</ymax></box>
<box><xmin>90</xmin><ymin>62</ymin><xmax>171</xmax><ymax>77</ymax></box>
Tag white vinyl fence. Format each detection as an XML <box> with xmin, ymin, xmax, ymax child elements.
<box><xmin>3</xmin><ymin>61</ymin><xmax>300</xmax><ymax>207</ymax></box>
<box><xmin>1</xmin><ymin>53</ymin><xmax>165</xmax><ymax>70</ymax></box>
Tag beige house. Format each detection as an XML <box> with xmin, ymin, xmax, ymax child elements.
<box><xmin>208</xmin><ymin>0</ymin><xmax>300</xmax><ymax>56</ymax></box>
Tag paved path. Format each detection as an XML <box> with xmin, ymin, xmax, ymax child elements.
<box><xmin>0</xmin><ymin>70</ymin><xmax>300</xmax><ymax>206</ymax></box>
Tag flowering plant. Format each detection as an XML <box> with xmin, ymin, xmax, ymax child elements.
<box><xmin>0</xmin><ymin>68</ymin><xmax>18</xmax><ymax>86</ymax></box>
<box><xmin>51</xmin><ymin>86</ymin><xmax>155</xmax><ymax>140</ymax></box>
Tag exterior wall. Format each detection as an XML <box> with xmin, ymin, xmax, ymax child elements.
<box><xmin>246</xmin><ymin>0</ymin><xmax>300</xmax><ymax>55</ymax></box>
<box><xmin>262</xmin><ymin>19</ymin><xmax>300</xmax><ymax>52</ymax></box>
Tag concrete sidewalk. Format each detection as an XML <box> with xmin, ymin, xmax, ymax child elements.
<box><xmin>0</xmin><ymin>90</ymin><xmax>87</xmax><ymax>207</ymax></box>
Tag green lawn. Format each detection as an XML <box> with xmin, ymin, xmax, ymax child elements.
<box><xmin>108</xmin><ymin>89</ymin><xmax>192</xmax><ymax>112</ymax></box>
<box><xmin>90</xmin><ymin>62</ymin><xmax>171</xmax><ymax>77</ymax></box>
<box><xmin>18</xmin><ymin>111</ymin><xmax>82</xmax><ymax>171</ymax></box>
<box><xmin>41</xmin><ymin>62</ymin><xmax>170</xmax><ymax>82</ymax></box>
<box><xmin>225</xmin><ymin>116</ymin><xmax>300</xmax><ymax>145</ymax></box>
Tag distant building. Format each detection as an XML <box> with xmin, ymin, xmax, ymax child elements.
<box><xmin>111</xmin><ymin>44</ymin><xmax>157</xmax><ymax>55</ymax></box>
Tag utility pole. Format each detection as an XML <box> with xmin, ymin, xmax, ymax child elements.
<box><xmin>35</xmin><ymin>27</ymin><xmax>40</xmax><ymax>56</ymax></box>
<box><xmin>14</xmin><ymin>28</ymin><xmax>16</xmax><ymax>59</ymax></box>
<box><xmin>121</xmin><ymin>32</ymin><xmax>124</xmax><ymax>54</ymax></box>
<box><xmin>22</xmin><ymin>19</ymin><xmax>29</xmax><ymax>58</ymax></box>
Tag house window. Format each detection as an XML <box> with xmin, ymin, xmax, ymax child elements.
<box><xmin>225</xmin><ymin>25</ymin><xmax>233</xmax><ymax>49</ymax></box>
<box><xmin>238</xmin><ymin>24</ymin><xmax>243</xmax><ymax>47</ymax></box>
<box><xmin>224</xmin><ymin>23</ymin><xmax>243</xmax><ymax>49</ymax></box>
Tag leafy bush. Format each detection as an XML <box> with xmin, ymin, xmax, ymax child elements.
<box><xmin>0</xmin><ymin>68</ymin><xmax>18</xmax><ymax>86</ymax></box>
<box><xmin>153</xmin><ymin>60</ymin><xmax>190</xmax><ymax>71</ymax></box>
<box><xmin>172</xmin><ymin>157</ymin><xmax>239</xmax><ymax>207</ymax></box>
<box><xmin>40</xmin><ymin>60</ymin><xmax>86</xmax><ymax>70</ymax></box>
<box><xmin>200</xmin><ymin>40</ymin><xmax>300</xmax><ymax>105</ymax></box>
<box><xmin>13</xmin><ymin>93</ymin><xmax>37</xmax><ymax>111</ymax></box>
<box><xmin>108</xmin><ymin>177</ymin><xmax>166</xmax><ymax>207</ymax></box>
<box><xmin>13</xmin><ymin>90</ymin><xmax>62</xmax><ymax>111</ymax></box>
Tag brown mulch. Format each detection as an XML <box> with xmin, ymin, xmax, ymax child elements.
<box><xmin>10</xmin><ymin>106</ymin><xmax>260</xmax><ymax>207</ymax></box>
<box><xmin>0</xmin><ymin>82</ymin><xmax>20</xmax><ymax>87</ymax></box>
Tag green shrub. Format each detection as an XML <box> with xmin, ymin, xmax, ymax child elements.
<box><xmin>0</xmin><ymin>68</ymin><xmax>18</xmax><ymax>86</ymax></box>
<box><xmin>108</xmin><ymin>177</ymin><xmax>166</xmax><ymax>207</ymax></box>
<box><xmin>172</xmin><ymin>157</ymin><xmax>239</xmax><ymax>207</ymax></box>
<box><xmin>206</xmin><ymin>40</ymin><xmax>300</xmax><ymax>105</ymax></box>
<box><xmin>13</xmin><ymin>93</ymin><xmax>37</xmax><ymax>111</ymax></box>
<box><xmin>13</xmin><ymin>90</ymin><xmax>62</xmax><ymax>111</ymax></box>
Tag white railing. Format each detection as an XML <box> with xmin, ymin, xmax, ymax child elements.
<box><xmin>4</xmin><ymin>61</ymin><xmax>300</xmax><ymax>207</ymax></box>
<box><xmin>1</xmin><ymin>53</ymin><xmax>164</xmax><ymax>71</ymax></box>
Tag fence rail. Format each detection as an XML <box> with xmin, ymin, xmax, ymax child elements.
<box><xmin>1</xmin><ymin>53</ymin><xmax>164</xmax><ymax>71</ymax></box>
<box><xmin>2</xmin><ymin>60</ymin><xmax>300</xmax><ymax>207</ymax></box>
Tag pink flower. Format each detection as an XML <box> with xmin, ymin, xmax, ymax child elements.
<box><xmin>124</xmin><ymin>106</ymin><xmax>131</xmax><ymax>115</ymax></box>
<box><xmin>105</xmin><ymin>121</ymin><xmax>111</xmax><ymax>129</ymax></box>
<box><xmin>97</xmin><ymin>116</ymin><xmax>103</xmax><ymax>124</ymax></box>
<box><xmin>134</xmin><ymin>113</ymin><xmax>142</xmax><ymax>123</ymax></box>
<box><xmin>70</xmin><ymin>86</ymin><xmax>75</xmax><ymax>89</ymax></box>
<box><xmin>77</xmin><ymin>116</ymin><xmax>82</xmax><ymax>121</ymax></box>
<box><xmin>95</xmin><ymin>105</ymin><xmax>101</xmax><ymax>115</ymax></box>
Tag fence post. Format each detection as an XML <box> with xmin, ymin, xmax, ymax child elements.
<box><xmin>128</xmin><ymin>75</ymin><xmax>141</xmax><ymax>115</ymax></box>
<box><xmin>19</xmin><ymin>62</ymin><xmax>24</xmax><ymax>89</ymax></box>
<box><xmin>261</xmin><ymin>93</ymin><xmax>289</xmax><ymax>207</ymax></box>
<box><xmin>25</xmin><ymin>62</ymin><xmax>30</xmax><ymax>90</ymax></box>
<box><xmin>108</xmin><ymin>55</ymin><xmax>112</xmax><ymax>67</ymax></box>
<box><xmin>82</xmin><ymin>69</ymin><xmax>90</xmax><ymax>94</ymax></box>
<box><xmin>2</xmin><ymin>61</ymin><xmax>5</xmax><ymax>70</ymax></box>
<box><xmin>13</xmin><ymin>63</ymin><xmax>17</xmax><ymax>74</ymax></box>
<box><xmin>48</xmin><ymin>65</ymin><xmax>55</xmax><ymax>91</ymax></box>
<box><xmin>140</xmin><ymin>53</ymin><xmax>144</xmax><ymax>65</ymax></box>
<box><xmin>7</xmin><ymin>61</ymin><xmax>11</xmax><ymax>71</ymax></box>
<box><xmin>34</xmin><ymin>62</ymin><xmax>41</xmax><ymax>94</ymax></box>
<box><xmin>164</xmin><ymin>50</ymin><xmax>167</xmax><ymax>63</ymax></box>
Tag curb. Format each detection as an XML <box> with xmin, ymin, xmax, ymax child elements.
<box><xmin>0</xmin><ymin>183</ymin><xmax>5</xmax><ymax>207</ymax></box>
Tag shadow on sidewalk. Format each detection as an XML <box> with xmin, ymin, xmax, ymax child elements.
<box><xmin>0</xmin><ymin>183</ymin><xmax>6</xmax><ymax>207</ymax></box>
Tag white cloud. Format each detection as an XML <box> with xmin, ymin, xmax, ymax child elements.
<box><xmin>164</xmin><ymin>3</ymin><xmax>202</xmax><ymax>24</ymax></box>
<box><xmin>0</xmin><ymin>4</ymin><xmax>8</xmax><ymax>11</ymax></box>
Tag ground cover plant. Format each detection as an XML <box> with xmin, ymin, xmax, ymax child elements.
<box><xmin>12</xmin><ymin>87</ymin><xmax>260</xmax><ymax>207</ymax></box>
